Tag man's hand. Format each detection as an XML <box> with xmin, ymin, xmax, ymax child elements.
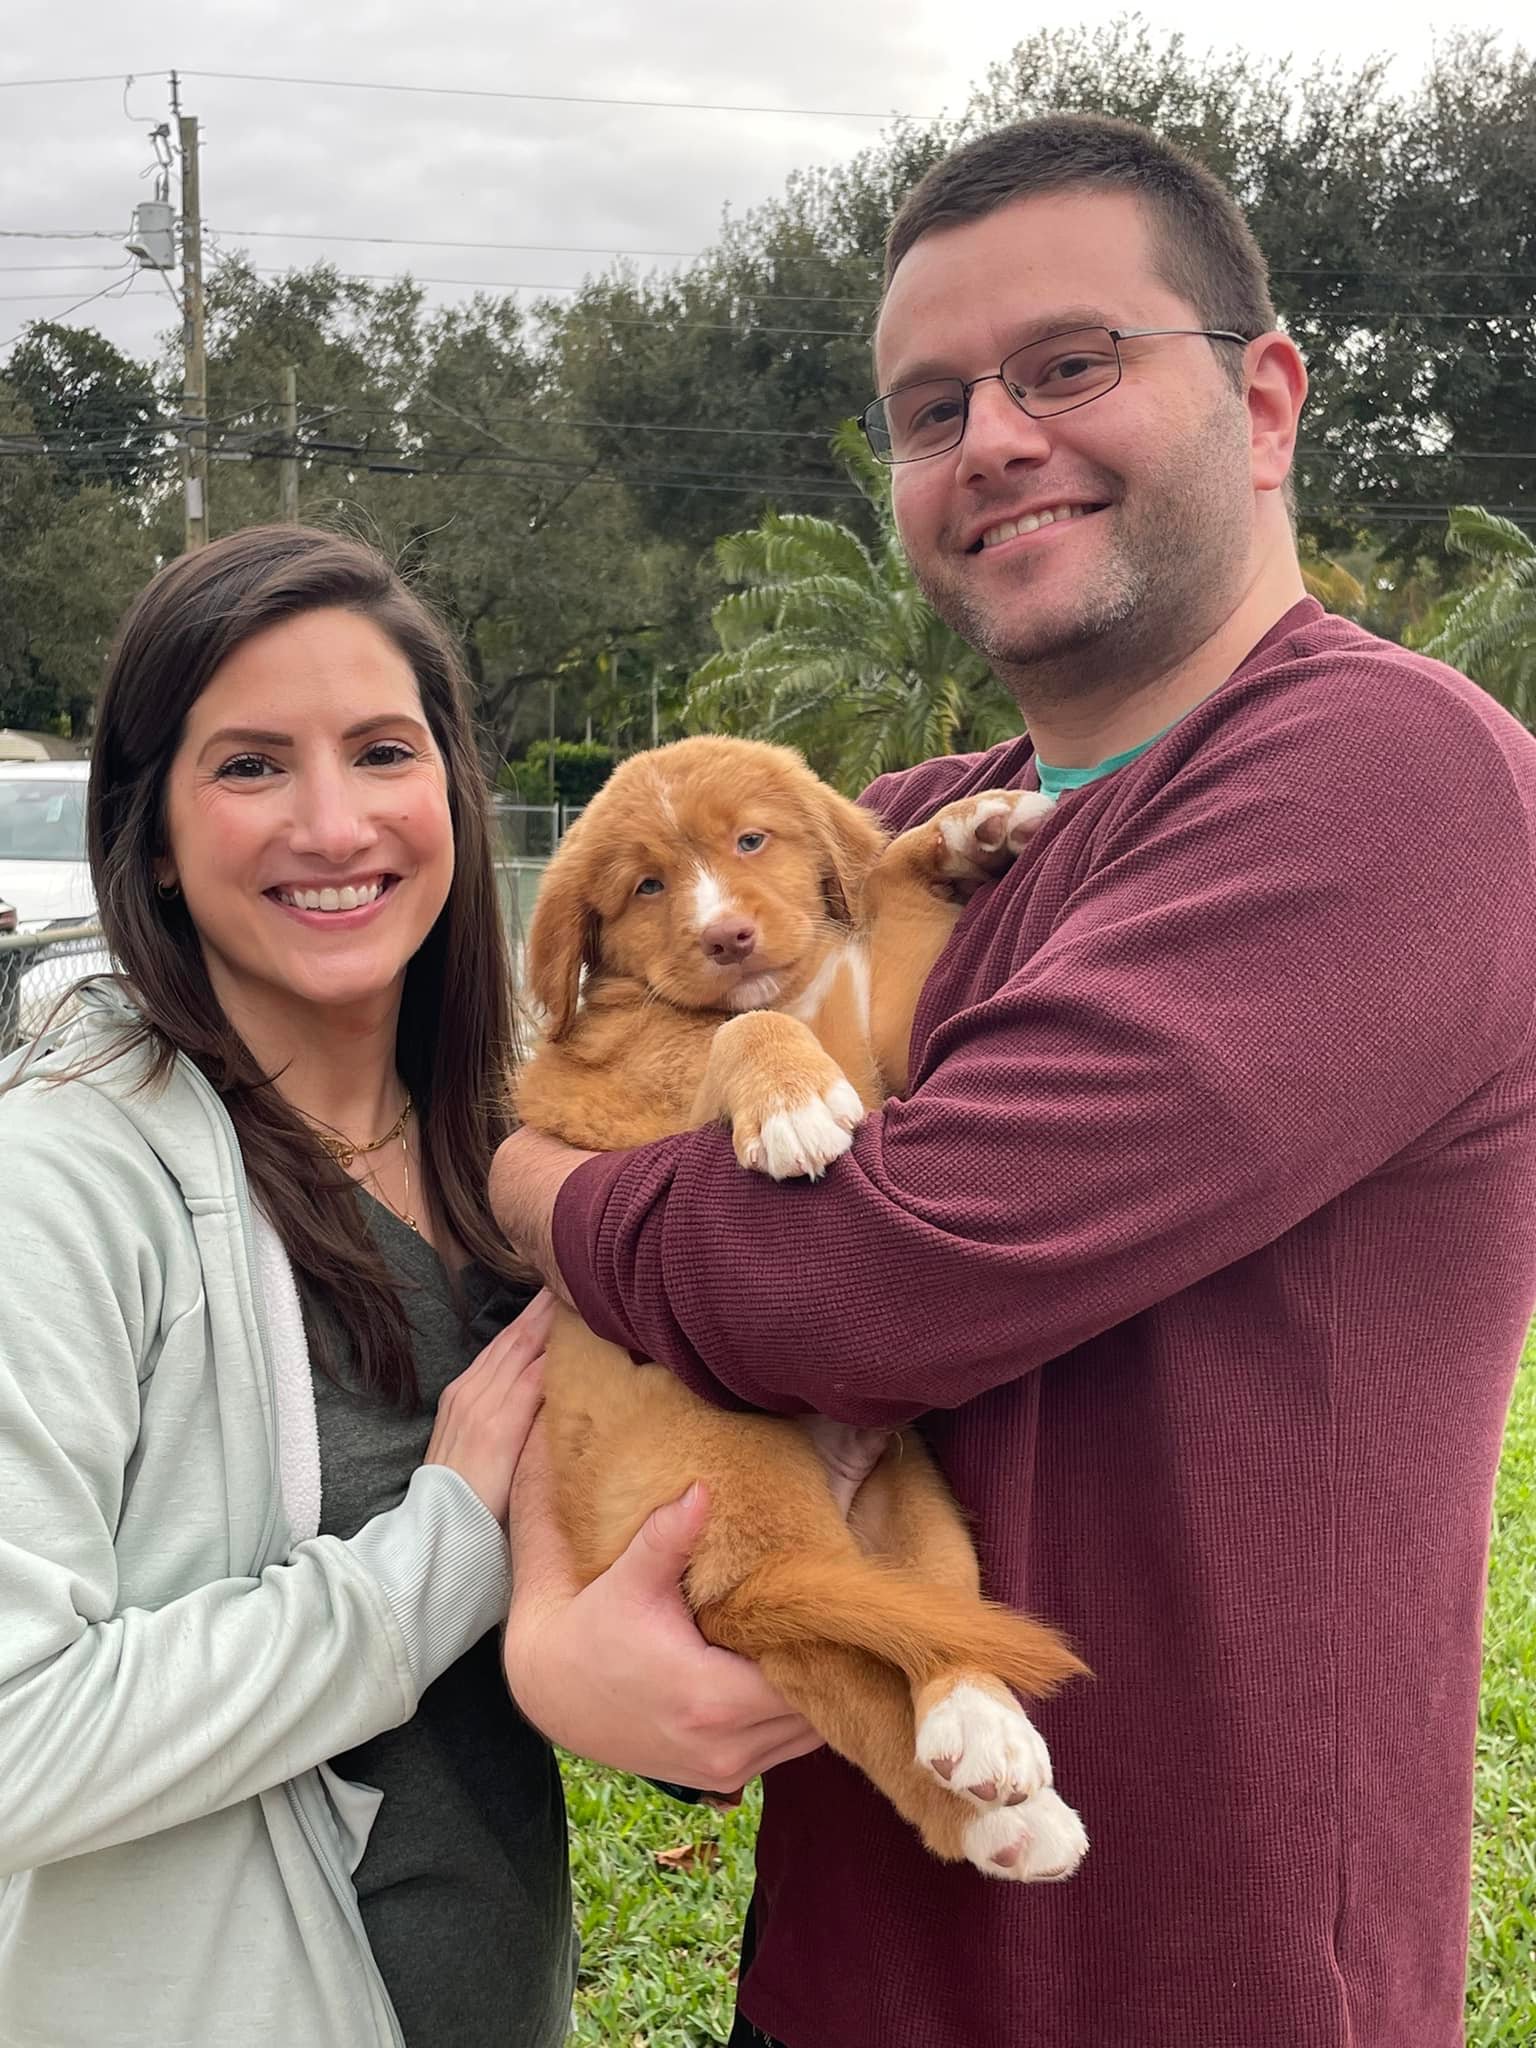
<box><xmin>489</xmin><ymin>1125</ymin><xmax>596</xmax><ymax>1300</ymax></box>
<box><xmin>503</xmin><ymin>1417</ymin><xmax>824</xmax><ymax>1793</ymax></box>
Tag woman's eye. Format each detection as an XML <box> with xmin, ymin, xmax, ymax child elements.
<box><xmin>635</xmin><ymin>876</ymin><xmax>665</xmax><ymax>897</ymax></box>
<box><xmin>216</xmin><ymin>753</ymin><xmax>277</xmax><ymax>780</ymax></box>
<box><xmin>360</xmin><ymin>741</ymin><xmax>415</xmax><ymax>767</ymax></box>
<box><xmin>737</xmin><ymin>831</ymin><xmax>768</xmax><ymax>854</ymax></box>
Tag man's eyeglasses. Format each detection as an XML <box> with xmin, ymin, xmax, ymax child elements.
<box><xmin>859</xmin><ymin>326</ymin><xmax>1250</xmax><ymax>465</ymax></box>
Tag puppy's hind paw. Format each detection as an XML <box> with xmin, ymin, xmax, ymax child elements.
<box><xmin>963</xmin><ymin>1788</ymin><xmax>1088</xmax><ymax>1884</ymax></box>
<box><xmin>916</xmin><ymin>1682</ymin><xmax>1051</xmax><ymax>1808</ymax></box>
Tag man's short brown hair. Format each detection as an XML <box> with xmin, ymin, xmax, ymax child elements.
<box><xmin>884</xmin><ymin>112</ymin><xmax>1277</xmax><ymax>353</ymax></box>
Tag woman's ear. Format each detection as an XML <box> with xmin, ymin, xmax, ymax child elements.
<box><xmin>523</xmin><ymin>847</ymin><xmax>599</xmax><ymax>1040</ymax></box>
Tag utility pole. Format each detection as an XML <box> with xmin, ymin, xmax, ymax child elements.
<box><xmin>650</xmin><ymin>671</ymin><xmax>659</xmax><ymax>749</ymax></box>
<box><xmin>172</xmin><ymin>73</ymin><xmax>209</xmax><ymax>552</ymax></box>
<box><xmin>279</xmin><ymin>367</ymin><xmax>299</xmax><ymax>522</ymax></box>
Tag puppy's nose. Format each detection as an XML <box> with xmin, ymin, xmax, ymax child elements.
<box><xmin>700</xmin><ymin>917</ymin><xmax>757</xmax><ymax>964</ymax></box>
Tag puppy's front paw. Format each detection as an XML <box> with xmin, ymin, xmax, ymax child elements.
<box><xmin>692</xmin><ymin>1011</ymin><xmax>866</xmax><ymax>1179</ymax></box>
<box><xmin>739</xmin><ymin>1075</ymin><xmax>864</xmax><ymax>1179</ymax></box>
<box><xmin>963</xmin><ymin>1787</ymin><xmax>1089</xmax><ymax>1883</ymax></box>
<box><xmin>916</xmin><ymin>1681</ymin><xmax>1051</xmax><ymax>1807</ymax></box>
<box><xmin>928</xmin><ymin>789</ymin><xmax>1056</xmax><ymax>887</ymax></box>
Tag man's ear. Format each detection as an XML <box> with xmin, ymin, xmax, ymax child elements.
<box><xmin>1245</xmin><ymin>331</ymin><xmax>1308</xmax><ymax>497</ymax></box>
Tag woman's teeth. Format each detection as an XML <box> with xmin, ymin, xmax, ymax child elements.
<box><xmin>276</xmin><ymin>880</ymin><xmax>386</xmax><ymax>912</ymax></box>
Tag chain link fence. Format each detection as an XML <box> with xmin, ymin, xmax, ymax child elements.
<box><xmin>490</xmin><ymin>800</ymin><xmax>586</xmax><ymax>859</ymax></box>
<box><xmin>0</xmin><ymin>923</ymin><xmax>110</xmax><ymax>1056</ymax></box>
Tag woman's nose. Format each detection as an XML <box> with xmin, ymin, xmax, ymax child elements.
<box><xmin>286</xmin><ymin>771</ymin><xmax>380</xmax><ymax>861</ymax></box>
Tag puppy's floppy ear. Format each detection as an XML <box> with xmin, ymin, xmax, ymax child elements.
<box><xmin>524</xmin><ymin>842</ymin><xmax>600</xmax><ymax>1041</ymax></box>
<box><xmin>810</xmin><ymin>784</ymin><xmax>889</xmax><ymax>927</ymax></box>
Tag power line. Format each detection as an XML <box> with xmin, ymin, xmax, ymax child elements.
<box><xmin>0</xmin><ymin>267</ymin><xmax>137</xmax><ymax>359</ymax></box>
<box><xmin>248</xmin><ymin>265</ymin><xmax>881</xmax><ymax>306</ymax></box>
<box><xmin>0</xmin><ymin>72</ymin><xmax>167</xmax><ymax>89</ymax></box>
<box><xmin>215</xmin><ymin>227</ymin><xmax>701</xmax><ymax>258</ymax></box>
<box><xmin>1272</xmin><ymin>269</ymin><xmax>1536</xmax><ymax>280</ymax></box>
<box><xmin>17</xmin><ymin>225</ymin><xmax>1536</xmax><ymax>310</ymax></box>
<box><xmin>0</xmin><ymin>262</ymin><xmax>133</xmax><ymax>274</ymax></box>
<box><xmin>0</xmin><ymin>227</ymin><xmax>124</xmax><ymax>241</ymax></box>
<box><xmin>182</xmin><ymin>67</ymin><xmax>922</xmax><ymax>122</ymax></box>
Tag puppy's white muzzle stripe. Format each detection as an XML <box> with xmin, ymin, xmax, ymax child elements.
<box><xmin>691</xmin><ymin>867</ymin><xmax>731</xmax><ymax>926</ymax></box>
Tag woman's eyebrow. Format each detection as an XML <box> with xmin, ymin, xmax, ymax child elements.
<box><xmin>198</xmin><ymin>714</ymin><xmax>429</xmax><ymax>753</ymax></box>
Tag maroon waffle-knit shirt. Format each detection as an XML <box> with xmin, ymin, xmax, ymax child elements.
<box><xmin>553</xmin><ymin>601</ymin><xmax>1536</xmax><ymax>2048</ymax></box>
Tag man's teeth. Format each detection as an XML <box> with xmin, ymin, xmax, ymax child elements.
<box><xmin>277</xmin><ymin>880</ymin><xmax>386</xmax><ymax>912</ymax></box>
<box><xmin>980</xmin><ymin>505</ymin><xmax>1089</xmax><ymax>548</ymax></box>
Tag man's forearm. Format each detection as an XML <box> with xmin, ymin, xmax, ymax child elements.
<box><xmin>489</xmin><ymin>1126</ymin><xmax>597</xmax><ymax>1300</ymax></box>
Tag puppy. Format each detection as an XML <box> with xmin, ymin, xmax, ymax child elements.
<box><xmin>516</xmin><ymin>736</ymin><xmax>1088</xmax><ymax>1881</ymax></box>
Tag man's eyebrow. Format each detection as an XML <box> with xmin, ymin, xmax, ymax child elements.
<box><xmin>879</xmin><ymin>308</ymin><xmax>1115</xmax><ymax>390</ymax></box>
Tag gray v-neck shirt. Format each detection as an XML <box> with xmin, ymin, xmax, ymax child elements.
<box><xmin>307</xmin><ymin>1199</ymin><xmax>575</xmax><ymax>2048</ymax></box>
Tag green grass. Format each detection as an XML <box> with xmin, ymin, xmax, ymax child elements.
<box><xmin>1468</xmin><ymin>1332</ymin><xmax>1536</xmax><ymax>2047</ymax></box>
<box><xmin>561</xmin><ymin>1763</ymin><xmax>762</xmax><ymax>2046</ymax></box>
<box><xmin>561</xmin><ymin>1345</ymin><xmax>1536</xmax><ymax>2046</ymax></box>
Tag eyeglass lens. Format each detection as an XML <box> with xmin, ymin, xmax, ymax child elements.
<box><xmin>871</xmin><ymin>327</ymin><xmax>1123</xmax><ymax>462</ymax></box>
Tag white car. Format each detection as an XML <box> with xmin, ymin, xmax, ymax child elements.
<box><xmin>0</xmin><ymin>760</ymin><xmax>94</xmax><ymax>930</ymax></box>
<box><xmin>0</xmin><ymin>762</ymin><xmax>113</xmax><ymax>1042</ymax></box>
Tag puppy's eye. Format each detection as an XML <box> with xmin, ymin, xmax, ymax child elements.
<box><xmin>634</xmin><ymin>876</ymin><xmax>665</xmax><ymax>897</ymax></box>
<box><xmin>736</xmin><ymin>831</ymin><xmax>768</xmax><ymax>854</ymax></box>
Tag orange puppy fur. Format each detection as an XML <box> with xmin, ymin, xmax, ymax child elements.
<box><xmin>516</xmin><ymin>736</ymin><xmax>1089</xmax><ymax>1881</ymax></box>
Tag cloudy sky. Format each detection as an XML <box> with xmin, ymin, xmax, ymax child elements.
<box><xmin>1</xmin><ymin>0</ymin><xmax>1527</xmax><ymax>374</ymax></box>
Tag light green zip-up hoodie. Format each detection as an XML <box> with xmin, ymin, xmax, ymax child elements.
<box><xmin>0</xmin><ymin>988</ymin><xmax>515</xmax><ymax>2048</ymax></box>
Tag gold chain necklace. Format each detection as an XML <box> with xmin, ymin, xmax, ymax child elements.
<box><xmin>303</xmin><ymin>1093</ymin><xmax>419</xmax><ymax>1233</ymax></box>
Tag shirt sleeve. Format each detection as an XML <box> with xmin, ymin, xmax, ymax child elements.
<box><xmin>0</xmin><ymin>1087</ymin><xmax>509</xmax><ymax>1876</ymax></box>
<box><xmin>552</xmin><ymin>688</ymin><xmax>1536</xmax><ymax>1425</ymax></box>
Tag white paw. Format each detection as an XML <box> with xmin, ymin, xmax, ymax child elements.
<box><xmin>748</xmin><ymin>1077</ymin><xmax>864</xmax><ymax>1179</ymax></box>
<box><xmin>937</xmin><ymin>790</ymin><xmax>1056</xmax><ymax>875</ymax></box>
<box><xmin>916</xmin><ymin>1682</ymin><xmax>1052</xmax><ymax>1806</ymax></box>
<box><xmin>963</xmin><ymin>1787</ymin><xmax>1089</xmax><ymax>1883</ymax></box>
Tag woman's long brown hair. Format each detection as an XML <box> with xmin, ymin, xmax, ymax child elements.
<box><xmin>86</xmin><ymin>525</ymin><xmax>525</xmax><ymax>1407</ymax></box>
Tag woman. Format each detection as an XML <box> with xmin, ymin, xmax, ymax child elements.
<box><xmin>0</xmin><ymin>527</ymin><xmax>816</xmax><ymax>2048</ymax></box>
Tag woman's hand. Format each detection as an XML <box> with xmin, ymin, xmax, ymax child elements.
<box><xmin>503</xmin><ymin>1418</ymin><xmax>824</xmax><ymax>1795</ymax></box>
<box><xmin>423</xmin><ymin>1289</ymin><xmax>555</xmax><ymax>1525</ymax></box>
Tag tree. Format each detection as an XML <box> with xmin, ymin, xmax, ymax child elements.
<box><xmin>0</xmin><ymin>380</ymin><xmax>158</xmax><ymax>733</ymax></box>
<box><xmin>188</xmin><ymin>260</ymin><xmax>696</xmax><ymax>763</ymax></box>
<box><xmin>685</xmin><ymin>424</ymin><xmax>1020</xmax><ymax>790</ymax></box>
<box><xmin>6</xmin><ymin>322</ymin><xmax>162</xmax><ymax>497</ymax></box>
<box><xmin>1418</xmin><ymin>507</ymin><xmax>1536</xmax><ymax>725</ymax></box>
<box><xmin>555</xmin><ymin>25</ymin><xmax>1536</xmax><ymax>566</ymax></box>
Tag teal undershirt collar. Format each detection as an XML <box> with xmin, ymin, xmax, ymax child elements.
<box><xmin>1034</xmin><ymin>720</ymin><xmax>1176</xmax><ymax>801</ymax></box>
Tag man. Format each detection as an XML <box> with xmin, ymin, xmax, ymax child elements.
<box><xmin>492</xmin><ymin>114</ymin><xmax>1536</xmax><ymax>2048</ymax></box>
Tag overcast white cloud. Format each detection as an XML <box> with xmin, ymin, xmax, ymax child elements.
<box><xmin>0</xmin><ymin>0</ymin><xmax>1526</xmax><ymax>369</ymax></box>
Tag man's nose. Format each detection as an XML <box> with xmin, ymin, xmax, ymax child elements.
<box><xmin>958</xmin><ymin>378</ymin><xmax>1053</xmax><ymax>484</ymax></box>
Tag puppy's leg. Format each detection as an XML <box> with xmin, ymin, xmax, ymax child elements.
<box><xmin>854</xmin><ymin>1439</ymin><xmax>1089</xmax><ymax>1883</ymax></box>
<box><xmin>863</xmin><ymin>789</ymin><xmax>1055</xmax><ymax>1093</ymax></box>
<box><xmin>882</xmin><ymin>788</ymin><xmax>1058</xmax><ymax>899</ymax></box>
<box><xmin>751</xmin><ymin>1638</ymin><xmax>1084</xmax><ymax>1882</ymax></box>
<box><xmin>690</xmin><ymin>1009</ymin><xmax>865</xmax><ymax>1179</ymax></box>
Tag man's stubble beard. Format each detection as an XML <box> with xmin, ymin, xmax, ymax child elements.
<box><xmin>906</xmin><ymin>399</ymin><xmax>1254</xmax><ymax>715</ymax></box>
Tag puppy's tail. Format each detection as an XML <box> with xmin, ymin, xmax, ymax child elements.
<box><xmin>695</xmin><ymin>1553</ymin><xmax>1087</xmax><ymax>1699</ymax></box>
